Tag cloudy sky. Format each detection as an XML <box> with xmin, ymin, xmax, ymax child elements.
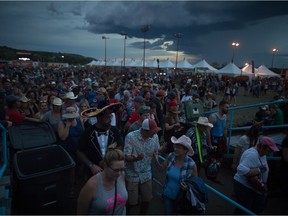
<box><xmin>1</xmin><ymin>1</ymin><xmax>288</xmax><ymax>68</ymax></box>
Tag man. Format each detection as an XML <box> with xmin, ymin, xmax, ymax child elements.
<box><xmin>77</xmin><ymin>100</ymin><xmax>124</xmax><ymax>178</ymax></box>
<box><xmin>124</xmin><ymin>119</ymin><xmax>161</xmax><ymax>214</ymax></box>
<box><xmin>127</xmin><ymin>105</ymin><xmax>150</xmax><ymax>133</ymax></box>
<box><xmin>207</xmin><ymin>100</ymin><xmax>229</xmax><ymax>183</ymax></box>
<box><xmin>151</xmin><ymin>90</ymin><xmax>165</xmax><ymax>140</ymax></box>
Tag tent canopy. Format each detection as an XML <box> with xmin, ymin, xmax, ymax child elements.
<box><xmin>193</xmin><ymin>59</ymin><xmax>218</xmax><ymax>71</ymax></box>
<box><xmin>256</xmin><ymin>65</ymin><xmax>281</xmax><ymax>78</ymax></box>
<box><xmin>241</xmin><ymin>64</ymin><xmax>257</xmax><ymax>78</ymax></box>
<box><xmin>177</xmin><ymin>59</ymin><xmax>194</xmax><ymax>69</ymax></box>
<box><xmin>217</xmin><ymin>62</ymin><xmax>241</xmax><ymax>77</ymax></box>
<box><xmin>160</xmin><ymin>59</ymin><xmax>175</xmax><ymax>68</ymax></box>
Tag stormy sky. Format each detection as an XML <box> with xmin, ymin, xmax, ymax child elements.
<box><xmin>0</xmin><ymin>1</ymin><xmax>288</xmax><ymax>68</ymax></box>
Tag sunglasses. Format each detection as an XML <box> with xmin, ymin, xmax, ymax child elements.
<box><xmin>108</xmin><ymin>166</ymin><xmax>125</xmax><ymax>173</ymax></box>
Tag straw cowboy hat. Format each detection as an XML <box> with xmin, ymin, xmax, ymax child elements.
<box><xmin>195</xmin><ymin>116</ymin><xmax>213</xmax><ymax>128</ymax></box>
<box><xmin>171</xmin><ymin>135</ymin><xmax>194</xmax><ymax>156</ymax></box>
<box><xmin>63</xmin><ymin>106</ymin><xmax>79</xmax><ymax>119</ymax></box>
<box><xmin>81</xmin><ymin>100</ymin><xmax>123</xmax><ymax>118</ymax></box>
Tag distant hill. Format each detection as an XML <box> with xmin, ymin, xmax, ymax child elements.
<box><xmin>0</xmin><ymin>45</ymin><xmax>95</xmax><ymax>65</ymax></box>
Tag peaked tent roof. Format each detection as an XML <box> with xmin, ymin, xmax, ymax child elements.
<box><xmin>177</xmin><ymin>59</ymin><xmax>194</xmax><ymax>69</ymax></box>
<box><xmin>160</xmin><ymin>59</ymin><xmax>175</xmax><ymax>68</ymax></box>
<box><xmin>146</xmin><ymin>59</ymin><xmax>158</xmax><ymax>68</ymax></box>
<box><xmin>256</xmin><ymin>65</ymin><xmax>281</xmax><ymax>78</ymax></box>
<box><xmin>241</xmin><ymin>64</ymin><xmax>257</xmax><ymax>77</ymax></box>
<box><xmin>126</xmin><ymin>60</ymin><xmax>137</xmax><ymax>67</ymax></box>
<box><xmin>193</xmin><ymin>59</ymin><xmax>218</xmax><ymax>71</ymax></box>
<box><xmin>217</xmin><ymin>62</ymin><xmax>242</xmax><ymax>77</ymax></box>
<box><xmin>86</xmin><ymin>60</ymin><xmax>98</xmax><ymax>66</ymax></box>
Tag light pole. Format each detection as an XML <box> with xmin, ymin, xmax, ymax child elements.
<box><xmin>102</xmin><ymin>36</ymin><xmax>109</xmax><ymax>72</ymax></box>
<box><xmin>231</xmin><ymin>42</ymin><xmax>239</xmax><ymax>63</ymax></box>
<box><xmin>174</xmin><ymin>33</ymin><xmax>183</xmax><ymax>71</ymax></box>
<box><xmin>141</xmin><ymin>25</ymin><xmax>150</xmax><ymax>73</ymax></box>
<box><xmin>119</xmin><ymin>32</ymin><xmax>127</xmax><ymax>73</ymax></box>
<box><xmin>271</xmin><ymin>48</ymin><xmax>278</xmax><ymax>68</ymax></box>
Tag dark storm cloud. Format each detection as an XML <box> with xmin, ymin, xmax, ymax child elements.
<box><xmin>47</xmin><ymin>2</ymin><xmax>62</xmax><ymax>15</ymax></box>
<box><xmin>82</xmin><ymin>1</ymin><xmax>288</xmax><ymax>56</ymax></box>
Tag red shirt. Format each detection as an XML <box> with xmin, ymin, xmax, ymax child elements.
<box><xmin>128</xmin><ymin>109</ymin><xmax>139</xmax><ymax>124</ymax></box>
<box><xmin>6</xmin><ymin>110</ymin><xmax>25</xmax><ymax>123</ymax></box>
<box><xmin>169</xmin><ymin>99</ymin><xmax>178</xmax><ymax>107</ymax></box>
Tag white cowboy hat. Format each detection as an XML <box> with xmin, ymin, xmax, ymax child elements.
<box><xmin>171</xmin><ymin>135</ymin><xmax>194</xmax><ymax>156</ymax></box>
<box><xmin>65</xmin><ymin>91</ymin><xmax>78</xmax><ymax>100</ymax></box>
<box><xmin>196</xmin><ymin>116</ymin><xmax>213</xmax><ymax>128</ymax></box>
<box><xmin>63</xmin><ymin>106</ymin><xmax>79</xmax><ymax>119</ymax></box>
<box><xmin>52</xmin><ymin>97</ymin><xmax>63</xmax><ymax>106</ymax></box>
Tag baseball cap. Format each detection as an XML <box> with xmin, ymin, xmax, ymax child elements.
<box><xmin>134</xmin><ymin>96</ymin><xmax>144</xmax><ymax>103</ymax></box>
<box><xmin>260</xmin><ymin>136</ymin><xmax>279</xmax><ymax>152</ymax></box>
<box><xmin>139</xmin><ymin>105</ymin><xmax>150</xmax><ymax>115</ymax></box>
<box><xmin>141</xmin><ymin>119</ymin><xmax>161</xmax><ymax>133</ymax></box>
<box><xmin>156</xmin><ymin>90</ymin><xmax>165</xmax><ymax>97</ymax></box>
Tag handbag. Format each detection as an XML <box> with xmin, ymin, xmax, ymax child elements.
<box><xmin>247</xmin><ymin>158</ymin><xmax>267</xmax><ymax>194</ymax></box>
<box><xmin>247</xmin><ymin>175</ymin><xmax>267</xmax><ymax>193</ymax></box>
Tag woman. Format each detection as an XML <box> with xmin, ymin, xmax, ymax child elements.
<box><xmin>77</xmin><ymin>148</ymin><xmax>127</xmax><ymax>215</ymax></box>
<box><xmin>58</xmin><ymin>106</ymin><xmax>84</xmax><ymax>162</ymax></box>
<box><xmin>233</xmin><ymin>136</ymin><xmax>279</xmax><ymax>214</ymax></box>
<box><xmin>231</xmin><ymin>124</ymin><xmax>262</xmax><ymax>171</ymax></box>
<box><xmin>163</xmin><ymin>105</ymin><xmax>183</xmax><ymax>153</ymax></box>
<box><xmin>58</xmin><ymin>106</ymin><xmax>85</xmax><ymax>197</ymax></box>
<box><xmin>41</xmin><ymin>97</ymin><xmax>63</xmax><ymax>136</ymax></box>
<box><xmin>79</xmin><ymin>98</ymin><xmax>90</xmax><ymax>128</ymax></box>
<box><xmin>35</xmin><ymin>100</ymin><xmax>49</xmax><ymax>119</ymax></box>
<box><xmin>154</xmin><ymin>135</ymin><xmax>198</xmax><ymax>215</ymax></box>
<box><xmin>19</xmin><ymin>96</ymin><xmax>35</xmax><ymax>118</ymax></box>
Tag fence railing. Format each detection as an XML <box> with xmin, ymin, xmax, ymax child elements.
<box><xmin>153</xmin><ymin>155</ymin><xmax>256</xmax><ymax>215</ymax></box>
<box><xmin>0</xmin><ymin>123</ymin><xmax>7</xmax><ymax>178</ymax></box>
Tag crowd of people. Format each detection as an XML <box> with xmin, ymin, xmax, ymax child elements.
<box><xmin>0</xmin><ymin>64</ymin><xmax>288</xmax><ymax>214</ymax></box>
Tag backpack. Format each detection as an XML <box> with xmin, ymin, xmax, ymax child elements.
<box><xmin>205</xmin><ymin>157</ymin><xmax>221</xmax><ymax>180</ymax></box>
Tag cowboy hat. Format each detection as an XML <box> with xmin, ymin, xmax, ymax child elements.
<box><xmin>63</xmin><ymin>106</ymin><xmax>79</xmax><ymax>119</ymax></box>
<box><xmin>171</xmin><ymin>135</ymin><xmax>194</xmax><ymax>156</ymax></box>
<box><xmin>81</xmin><ymin>100</ymin><xmax>123</xmax><ymax>118</ymax></box>
<box><xmin>52</xmin><ymin>97</ymin><xmax>63</xmax><ymax>106</ymax></box>
<box><xmin>65</xmin><ymin>91</ymin><xmax>78</xmax><ymax>100</ymax></box>
<box><xmin>196</xmin><ymin>116</ymin><xmax>213</xmax><ymax>128</ymax></box>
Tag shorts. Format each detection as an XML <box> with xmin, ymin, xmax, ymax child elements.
<box><xmin>126</xmin><ymin>180</ymin><xmax>153</xmax><ymax>205</ymax></box>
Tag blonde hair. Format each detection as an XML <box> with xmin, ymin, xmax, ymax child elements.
<box><xmin>101</xmin><ymin>148</ymin><xmax>125</xmax><ymax>167</ymax></box>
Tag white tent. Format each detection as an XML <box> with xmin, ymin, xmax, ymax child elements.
<box><xmin>176</xmin><ymin>58</ymin><xmax>194</xmax><ymax>69</ymax></box>
<box><xmin>193</xmin><ymin>59</ymin><xmax>218</xmax><ymax>72</ymax></box>
<box><xmin>146</xmin><ymin>59</ymin><xmax>158</xmax><ymax>68</ymax></box>
<box><xmin>217</xmin><ymin>62</ymin><xmax>242</xmax><ymax>77</ymax></box>
<box><xmin>160</xmin><ymin>59</ymin><xmax>175</xmax><ymax>68</ymax></box>
<box><xmin>126</xmin><ymin>59</ymin><xmax>137</xmax><ymax>67</ymax></box>
<box><xmin>86</xmin><ymin>60</ymin><xmax>98</xmax><ymax>66</ymax></box>
<box><xmin>241</xmin><ymin>64</ymin><xmax>257</xmax><ymax>78</ymax></box>
<box><xmin>256</xmin><ymin>65</ymin><xmax>281</xmax><ymax>78</ymax></box>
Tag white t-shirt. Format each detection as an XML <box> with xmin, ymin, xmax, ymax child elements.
<box><xmin>234</xmin><ymin>147</ymin><xmax>269</xmax><ymax>193</ymax></box>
